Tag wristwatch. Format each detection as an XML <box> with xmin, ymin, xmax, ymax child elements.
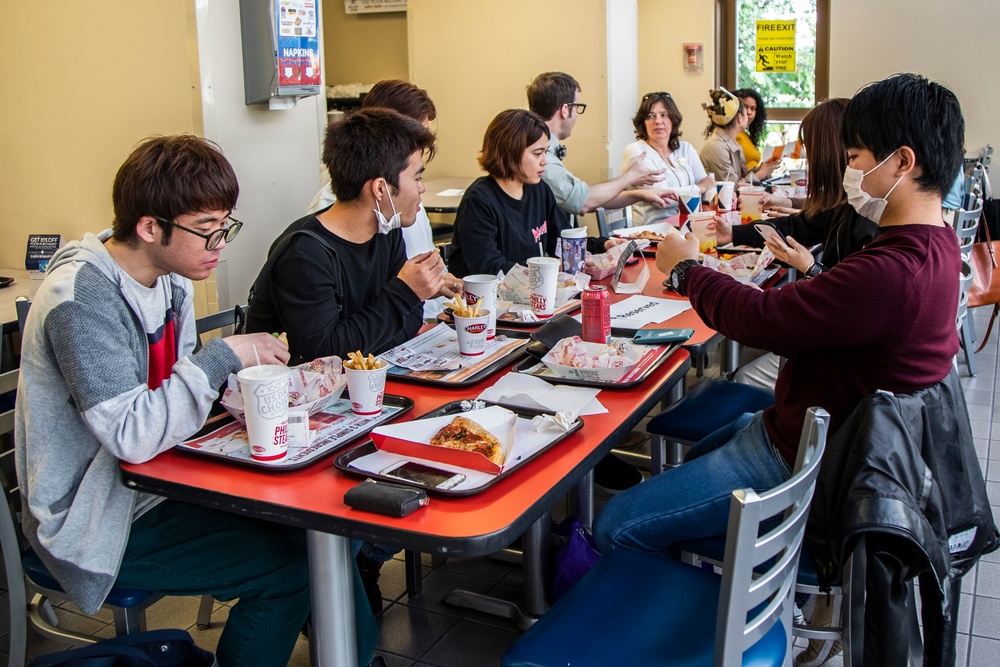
<box><xmin>669</xmin><ymin>259</ymin><xmax>700</xmax><ymax>295</ymax></box>
<box><xmin>804</xmin><ymin>260</ymin><xmax>824</xmax><ymax>279</ymax></box>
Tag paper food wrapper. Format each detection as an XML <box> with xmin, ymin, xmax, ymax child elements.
<box><xmin>370</xmin><ymin>406</ymin><xmax>517</xmax><ymax>474</ymax></box>
<box><xmin>700</xmin><ymin>247</ymin><xmax>776</xmax><ymax>284</ymax></box>
<box><xmin>221</xmin><ymin>355</ymin><xmax>347</xmax><ymax>425</ymax></box>
<box><xmin>497</xmin><ymin>264</ymin><xmax>590</xmax><ymax>309</ymax></box>
<box><xmin>541</xmin><ymin>336</ymin><xmax>641</xmax><ymax>382</ymax></box>
<box><xmin>584</xmin><ymin>240</ymin><xmax>648</xmax><ymax>280</ymax></box>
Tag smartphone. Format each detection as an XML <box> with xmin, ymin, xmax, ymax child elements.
<box><xmin>754</xmin><ymin>223</ymin><xmax>784</xmax><ymax>246</ymax></box>
<box><xmin>380</xmin><ymin>461</ymin><xmax>467</xmax><ymax>490</ymax></box>
<box><xmin>632</xmin><ymin>328</ymin><xmax>695</xmax><ymax>345</ymax></box>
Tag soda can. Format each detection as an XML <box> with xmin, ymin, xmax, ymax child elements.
<box><xmin>581</xmin><ymin>286</ymin><xmax>611</xmax><ymax>344</ymax></box>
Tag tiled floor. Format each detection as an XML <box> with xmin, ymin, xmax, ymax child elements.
<box><xmin>4</xmin><ymin>305</ymin><xmax>999</xmax><ymax>666</ymax></box>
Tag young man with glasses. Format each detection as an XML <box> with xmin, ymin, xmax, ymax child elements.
<box><xmin>15</xmin><ymin>134</ymin><xmax>379</xmax><ymax>666</ymax></box>
<box><xmin>526</xmin><ymin>71</ymin><xmax>673</xmax><ymax>217</ymax></box>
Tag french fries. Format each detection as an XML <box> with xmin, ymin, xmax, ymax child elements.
<box><xmin>345</xmin><ymin>350</ymin><xmax>380</xmax><ymax>370</ymax></box>
<box><xmin>448</xmin><ymin>293</ymin><xmax>481</xmax><ymax>318</ymax></box>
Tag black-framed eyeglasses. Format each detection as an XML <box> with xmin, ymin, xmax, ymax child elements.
<box><xmin>154</xmin><ymin>215</ymin><xmax>243</xmax><ymax>250</ymax></box>
<box><xmin>642</xmin><ymin>91</ymin><xmax>672</xmax><ymax>101</ymax></box>
<box><xmin>565</xmin><ymin>102</ymin><xmax>587</xmax><ymax>115</ymax></box>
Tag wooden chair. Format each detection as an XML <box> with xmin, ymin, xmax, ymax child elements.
<box><xmin>503</xmin><ymin>407</ymin><xmax>829</xmax><ymax>667</ymax></box>
<box><xmin>595</xmin><ymin>206</ymin><xmax>632</xmax><ymax>237</ymax></box>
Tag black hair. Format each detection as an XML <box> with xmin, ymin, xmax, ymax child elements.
<box><xmin>841</xmin><ymin>73</ymin><xmax>964</xmax><ymax>197</ymax></box>
<box><xmin>734</xmin><ymin>88</ymin><xmax>767</xmax><ymax>146</ymax></box>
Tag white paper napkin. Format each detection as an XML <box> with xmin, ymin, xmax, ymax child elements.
<box><xmin>477</xmin><ymin>372</ymin><xmax>607</xmax><ymax>416</ymax></box>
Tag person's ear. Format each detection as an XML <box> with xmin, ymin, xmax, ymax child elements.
<box><xmin>896</xmin><ymin>146</ymin><xmax>918</xmax><ymax>177</ymax></box>
<box><xmin>135</xmin><ymin>216</ymin><xmax>160</xmax><ymax>244</ymax></box>
<box><xmin>368</xmin><ymin>178</ymin><xmax>385</xmax><ymax>202</ymax></box>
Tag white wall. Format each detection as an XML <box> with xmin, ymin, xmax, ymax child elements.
<box><xmin>606</xmin><ymin>0</ymin><xmax>640</xmax><ymax>180</ymax></box>
<box><xmin>829</xmin><ymin>0</ymin><xmax>998</xmax><ymax>153</ymax></box>
<box><xmin>195</xmin><ymin>0</ymin><xmax>328</xmax><ymax>308</ymax></box>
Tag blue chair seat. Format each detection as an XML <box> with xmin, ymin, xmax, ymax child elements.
<box><xmin>22</xmin><ymin>550</ymin><xmax>155</xmax><ymax>608</ymax></box>
<box><xmin>503</xmin><ymin>548</ymin><xmax>787</xmax><ymax>667</ymax></box>
<box><xmin>647</xmin><ymin>381</ymin><xmax>775</xmax><ymax>444</ymax></box>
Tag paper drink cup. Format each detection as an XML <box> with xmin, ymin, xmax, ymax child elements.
<box><xmin>462</xmin><ymin>274</ymin><xmax>499</xmax><ymax>340</ymax></box>
<box><xmin>527</xmin><ymin>257</ymin><xmax>561</xmax><ymax>318</ymax></box>
<box><xmin>718</xmin><ymin>181</ymin><xmax>736</xmax><ymax>210</ymax></box>
<box><xmin>738</xmin><ymin>186</ymin><xmax>766</xmax><ymax>224</ymax></box>
<box><xmin>679</xmin><ymin>193</ymin><xmax>702</xmax><ymax>215</ymax></box>
<box><xmin>687</xmin><ymin>211</ymin><xmax>718</xmax><ymax>254</ymax></box>
<box><xmin>790</xmin><ymin>169</ymin><xmax>808</xmax><ymax>199</ymax></box>
<box><xmin>237</xmin><ymin>364</ymin><xmax>291</xmax><ymax>461</ymax></box>
<box><xmin>453</xmin><ymin>310</ymin><xmax>491</xmax><ymax>356</ymax></box>
<box><xmin>344</xmin><ymin>360</ymin><xmax>388</xmax><ymax>416</ymax></box>
<box><xmin>559</xmin><ymin>228</ymin><xmax>588</xmax><ymax>275</ymax></box>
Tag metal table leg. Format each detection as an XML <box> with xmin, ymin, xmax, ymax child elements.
<box><xmin>306</xmin><ymin>530</ymin><xmax>357</xmax><ymax>667</ymax></box>
<box><xmin>573</xmin><ymin>470</ymin><xmax>594</xmax><ymax>531</ymax></box>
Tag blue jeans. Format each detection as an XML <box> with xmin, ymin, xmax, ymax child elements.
<box><xmin>594</xmin><ymin>412</ymin><xmax>792</xmax><ymax>554</ymax></box>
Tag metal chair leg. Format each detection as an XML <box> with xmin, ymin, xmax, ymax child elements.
<box><xmin>961</xmin><ymin>315</ymin><xmax>978</xmax><ymax>376</ymax></box>
<box><xmin>196</xmin><ymin>594</ymin><xmax>214</xmax><ymax>630</ymax></box>
<box><xmin>112</xmin><ymin>606</ymin><xmax>146</xmax><ymax>635</ymax></box>
<box><xmin>404</xmin><ymin>550</ymin><xmax>422</xmax><ymax>596</ymax></box>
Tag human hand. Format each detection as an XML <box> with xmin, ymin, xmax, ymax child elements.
<box><xmin>624</xmin><ymin>154</ymin><xmax>666</xmax><ymax>187</ymax></box>
<box><xmin>714</xmin><ymin>215</ymin><xmax>733</xmax><ymax>245</ymax></box>
<box><xmin>765</xmin><ymin>235</ymin><xmax>814</xmax><ymax>272</ymax></box>
<box><xmin>755</xmin><ymin>160</ymin><xmax>778</xmax><ymax>180</ymax></box>
<box><xmin>768</xmin><ymin>205</ymin><xmax>801</xmax><ymax>216</ymax></box>
<box><xmin>760</xmin><ymin>194</ymin><xmax>793</xmax><ymax>211</ymax></box>
<box><xmin>655</xmin><ymin>232</ymin><xmax>699</xmax><ymax>274</ymax></box>
<box><xmin>398</xmin><ymin>250</ymin><xmax>446</xmax><ymax>300</ymax></box>
<box><xmin>604</xmin><ymin>237</ymin><xmax>629</xmax><ymax>251</ymax></box>
<box><xmin>635</xmin><ymin>189</ymin><xmax>677</xmax><ymax>208</ymax></box>
<box><xmin>224</xmin><ymin>332</ymin><xmax>290</xmax><ymax>368</ymax></box>
<box><xmin>436</xmin><ymin>273</ymin><xmax>464</xmax><ymax>299</ymax></box>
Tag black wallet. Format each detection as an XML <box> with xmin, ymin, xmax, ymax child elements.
<box><xmin>344</xmin><ymin>479</ymin><xmax>429</xmax><ymax>517</ymax></box>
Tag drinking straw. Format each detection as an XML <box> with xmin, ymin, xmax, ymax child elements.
<box><xmin>252</xmin><ymin>342</ymin><xmax>262</xmax><ymax>367</ymax></box>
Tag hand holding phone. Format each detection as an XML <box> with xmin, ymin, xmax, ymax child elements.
<box><xmin>754</xmin><ymin>224</ymin><xmax>788</xmax><ymax>251</ymax></box>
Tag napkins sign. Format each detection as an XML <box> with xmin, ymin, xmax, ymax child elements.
<box><xmin>611</xmin><ymin>240</ymin><xmax>649</xmax><ymax>294</ymax></box>
<box><xmin>26</xmin><ymin>234</ymin><xmax>61</xmax><ymax>275</ymax></box>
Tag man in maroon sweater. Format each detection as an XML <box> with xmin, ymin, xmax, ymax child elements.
<box><xmin>595</xmin><ymin>73</ymin><xmax>963</xmax><ymax>555</ymax></box>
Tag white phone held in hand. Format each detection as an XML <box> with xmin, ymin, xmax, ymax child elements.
<box><xmin>754</xmin><ymin>223</ymin><xmax>784</xmax><ymax>247</ymax></box>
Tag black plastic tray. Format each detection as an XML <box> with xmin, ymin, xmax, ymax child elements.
<box><xmin>513</xmin><ymin>342</ymin><xmax>681</xmax><ymax>389</ymax></box>
<box><xmin>334</xmin><ymin>400</ymin><xmax>584</xmax><ymax>496</ymax></box>
<box><xmin>385</xmin><ymin>330</ymin><xmax>531</xmax><ymax>388</ymax></box>
<box><xmin>175</xmin><ymin>395</ymin><xmax>413</xmax><ymax>471</ymax></box>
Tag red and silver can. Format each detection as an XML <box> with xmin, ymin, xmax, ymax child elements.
<box><xmin>581</xmin><ymin>286</ymin><xmax>611</xmax><ymax>344</ymax></box>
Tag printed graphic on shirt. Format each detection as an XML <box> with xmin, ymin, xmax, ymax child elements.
<box><xmin>531</xmin><ymin>222</ymin><xmax>547</xmax><ymax>243</ymax></box>
<box><xmin>147</xmin><ymin>308</ymin><xmax>177</xmax><ymax>390</ymax></box>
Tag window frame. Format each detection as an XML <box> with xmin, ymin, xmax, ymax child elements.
<box><xmin>717</xmin><ymin>0</ymin><xmax>830</xmax><ymax>121</ymax></box>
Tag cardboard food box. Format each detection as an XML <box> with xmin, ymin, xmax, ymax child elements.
<box><xmin>541</xmin><ymin>337</ymin><xmax>641</xmax><ymax>382</ymax></box>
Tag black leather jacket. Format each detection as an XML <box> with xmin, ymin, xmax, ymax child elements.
<box><xmin>807</xmin><ymin>369</ymin><xmax>998</xmax><ymax>666</ymax></box>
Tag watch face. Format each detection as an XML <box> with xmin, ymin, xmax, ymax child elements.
<box><xmin>670</xmin><ymin>268</ymin><xmax>681</xmax><ymax>290</ymax></box>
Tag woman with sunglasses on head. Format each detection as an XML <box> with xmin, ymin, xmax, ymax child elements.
<box><xmin>621</xmin><ymin>92</ymin><xmax>715</xmax><ymax>226</ymax></box>
<box><xmin>699</xmin><ymin>88</ymin><xmax>777</xmax><ymax>184</ymax></box>
<box><xmin>449</xmin><ymin>109</ymin><xmax>619</xmax><ymax>278</ymax></box>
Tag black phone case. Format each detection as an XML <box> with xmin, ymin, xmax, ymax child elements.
<box><xmin>344</xmin><ymin>479</ymin><xmax>429</xmax><ymax>517</ymax></box>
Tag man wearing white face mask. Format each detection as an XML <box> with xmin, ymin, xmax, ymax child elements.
<box><xmin>597</xmin><ymin>73</ymin><xmax>969</xmax><ymax>594</ymax></box>
<box><xmin>244</xmin><ymin>108</ymin><xmax>445</xmax><ymax>364</ymax></box>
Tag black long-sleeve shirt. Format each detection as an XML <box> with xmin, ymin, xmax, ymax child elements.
<box><xmin>448</xmin><ymin>176</ymin><xmax>606</xmax><ymax>277</ymax></box>
<box><xmin>245</xmin><ymin>215</ymin><xmax>423</xmax><ymax>363</ymax></box>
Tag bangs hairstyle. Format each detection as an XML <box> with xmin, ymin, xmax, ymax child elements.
<box><xmin>479</xmin><ymin>109</ymin><xmax>550</xmax><ymax>181</ymax></box>
<box><xmin>733</xmin><ymin>88</ymin><xmax>767</xmax><ymax>147</ymax></box>
<box><xmin>800</xmin><ymin>98</ymin><xmax>850</xmax><ymax>216</ymax></box>
<box><xmin>362</xmin><ymin>79</ymin><xmax>437</xmax><ymax>123</ymax></box>
<box><xmin>112</xmin><ymin>135</ymin><xmax>238</xmax><ymax>246</ymax></box>
<box><xmin>632</xmin><ymin>92</ymin><xmax>683</xmax><ymax>151</ymax></box>
<box><xmin>841</xmin><ymin>73</ymin><xmax>964</xmax><ymax>197</ymax></box>
<box><xmin>526</xmin><ymin>72</ymin><xmax>580</xmax><ymax>119</ymax></box>
<box><xmin>324</xmin><ymin>108</ymin><xmax>436</xmax><ymax>202</ymax></box>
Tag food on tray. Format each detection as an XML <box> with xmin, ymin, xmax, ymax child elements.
<box><xmin>345</xmin><ymin>350</ymin><xmax>380</xmax><ymax>370</ymax></box>
<box><xmin>549</xmin><ymin>336</ymin><xmax>632</xmax><ymax>368</ymax></box>
<box><xmin>430</xmin><ymin>416</ymin><xmax>504</xmax><ymax>465</ymax></box>
<box><xmin>626</xmin><ymin>230</ymin><xmax>667</xmax><ymax>241</ymax></box>
<box><xmin>447</xmin><ymin>294</ymin><xmax>481</xmax><ymax>318</ymax></box>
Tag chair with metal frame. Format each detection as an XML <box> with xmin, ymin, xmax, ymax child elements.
<box><xmin>595</xmin><ymin>206</ymin><xmax>633</xmax><ymax>237</ymax></box>
<box><xmin>954</xmin><ymin>196</ymin><xmax>983</xmax><ymax>376</ymax></box>
<box><xmin>502</xmin><ymin>407</ymin><xmax>829</xmax><ymax>667</ymax></box>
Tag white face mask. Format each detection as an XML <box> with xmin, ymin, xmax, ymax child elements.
<box><xmin>373</xmin><ymin>182</ymin><xmax>401</xmax><ymax>234</ymax></box>
<box><xmin>842</xmin><ymin>149</ymin><xmax>903</xmax><ymax>223</ymax></box>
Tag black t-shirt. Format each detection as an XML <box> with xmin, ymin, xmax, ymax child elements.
<box><xmin>244</xmin><ymin>214</ymin><xmax>423</xmax><ymax>363</ymax></box>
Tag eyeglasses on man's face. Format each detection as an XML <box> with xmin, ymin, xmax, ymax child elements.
<box><xmin>642</xmin><ymin>92</ymin><xmax>672</xmax><ymax>101</ymax></box>
<box><xmin>565</xmin><ymin>102</ymin><xmax>587</xmax><ymax>115</ymax></box>
<box><xmin>154</xmin><ymin>215</ymin><xmax>243</xmax><ymax>250</ymax></box>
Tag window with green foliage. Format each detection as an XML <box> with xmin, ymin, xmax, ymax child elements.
<box><xmin>719</xmin><ymin>0</ymin><xmax>829</xmax><ymax>121</ymax></box>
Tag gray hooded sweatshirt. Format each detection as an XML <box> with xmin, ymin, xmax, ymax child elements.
<box><xmin>14</xmin><ymin>231</ymin><xmax>240</xmax><ymax>614</ymax></box>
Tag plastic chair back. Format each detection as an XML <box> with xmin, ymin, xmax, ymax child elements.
<box><xmin>595</xmin><ymin>206</ymin><xmax>632</xmax><ymax>237</ymax></box>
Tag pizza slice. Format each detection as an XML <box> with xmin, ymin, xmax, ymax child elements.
<box><xmin>430</xmin><ymin>416</ymin><xmax>505</xmax><ymax>466</ymax></box>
